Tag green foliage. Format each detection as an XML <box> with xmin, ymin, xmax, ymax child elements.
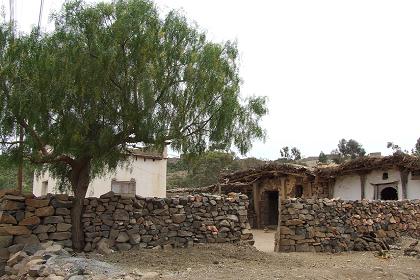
<box><xmin>167</xmin><ymin>152</ymin><xmax>265</xmax><ymax>188</ymax></box>
<box><xmin>0</xmin><ymin>0</ymin><xmax>267</xmax><ymax>189</ymax></box>
<box><xmin>0</xmin><ymin>155</ymin><xmax>34</xmax><ymax>192</ymax></box>
<box><xmin>332</xmin><ymin>139</ymin><xmax>365</xmax><ymax>163</ymax></box>
<box><xmin>318</xmin><ymin>151</ymin><xmax>328</xmax><ymax>164</ymax></box>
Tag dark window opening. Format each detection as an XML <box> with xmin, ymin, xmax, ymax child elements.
<box><xmin>295</xmin><ymin>185</ymin><xmax>303</xmax><ymax>198</ymax></box>
<box><xmin>382</xmin><ymin>172</ymin><xmax>388</xmax><ymax>180</ymax></box>
<box><xmin>380</xmin><ymin>187</ymin><xmax>398</xmax><ymax>200</ymax></box>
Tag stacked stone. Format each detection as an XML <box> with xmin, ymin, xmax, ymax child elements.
<box><xmin>82</xmin><ymin>192</ymin><xmax>253</xmax><ymax>252</ymax></box>
<box><xmin>276</xmin><ymin>198</ymin><xmax>420</xmax><ymax>253</ymax></box>
<box><xmin>0</xmin><ymin>190</ymin><xmax>73</xmax><ymax>275</ymax></box>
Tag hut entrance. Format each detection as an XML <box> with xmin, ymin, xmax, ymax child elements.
<box><xmin>263</xmin><ymin>191</ymin><xmax>279</xmax><ymax>227</ymax></box>
<box><xmin>380</xmin><ymin>187</ymin><xmax>398</xmax><ymax>200</ymax></box>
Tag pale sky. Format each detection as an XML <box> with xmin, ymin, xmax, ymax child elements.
<box><xmin>2</xmin><ymin>0</ymin><xmax>420</xmax><ymax>160</ymax></box>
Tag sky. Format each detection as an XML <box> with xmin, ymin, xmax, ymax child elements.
<box><xmin>2</xmin><ymin>0</ymin><xmax>420</xmax><ymax>160</ymax></box>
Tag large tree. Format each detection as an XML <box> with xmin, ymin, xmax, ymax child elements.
<box><xmin>0</xmin><ymin>0</ymin><xmax>267</xmax><ymax>251</ymax></box>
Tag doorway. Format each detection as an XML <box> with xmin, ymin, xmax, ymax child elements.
<box><xmin>380</xmin><ymin>187</ymin><xmax>398</xmax><ymax>200</ymax></box>
<box><xmin>264</xmin><ymin>191</ymin><xmax>279</xmax><ymax>227</ymax></box>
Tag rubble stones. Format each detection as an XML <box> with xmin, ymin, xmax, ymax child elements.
<box><xmin>276</xmin><ymin>198</ymin><xmax>419</xmax><ymax>253</ymax></box>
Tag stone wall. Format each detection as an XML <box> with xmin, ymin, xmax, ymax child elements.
<box><xmin>276</xmin><ymin>198</ymin><xmax>420</xmax><ymax>252</ymax></box>
<box><xmin>0</xmin><ymin>190</ymin><xmax>253</xmax><ymax>267</ymax></box>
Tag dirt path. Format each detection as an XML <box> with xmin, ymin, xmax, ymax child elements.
<box><xmin>251</xmin><ymin>229</ymin><xmax>275</xmax><ymax>252</ymax></box>
<box><xmin>92</xmin><ymin>238</ymin><xmax>420</xmax><ymax>280</ymax></box>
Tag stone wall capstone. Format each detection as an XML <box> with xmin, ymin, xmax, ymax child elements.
<box><xmin>276</xmin><ymin>198</ymin><xmax>420</xmax><ymax>253</ymax></box>
<box><xmin>0</xmin><ymin>190</ymin><xmax>253</xmax><ymax>270</ymax></box>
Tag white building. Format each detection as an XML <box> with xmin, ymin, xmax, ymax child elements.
<box><xmin>318</xmin><ymin>154</ymin><xmax>420</xmax><ymax>201</ymax></box>
<box><xmin>33</xmin><ymin>148</ymin><xmax>168</xmax><ymax>198</ymax></box>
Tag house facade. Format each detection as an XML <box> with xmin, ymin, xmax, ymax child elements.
<box><xmin>316</xmin><ymin>154</ymin><xmax>420</xmax><ymax>201</ymax></box>
<box><xmin>33</xmin><ymin>148</ymin><xmax>168</xmax><ymax>198</ymax></box>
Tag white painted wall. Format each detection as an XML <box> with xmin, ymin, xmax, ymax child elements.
<box><xmin>333</xmin><ymin>168</ymin><xmax>420</xmax><ymax>200</ymax></box>
<box><xmin>33</xmin><ymin>156</ymin><xmax>167</xmax><ymax>198</ymax></box>
<box><xmin>333</xmin><ymin>174</ymin><xmax>361</xmax><ymax>200</ymax></box>
<box><xmin>407</xmin><ymin>172</ymin><xmax>420</xmax><ymax>199</ymax></box>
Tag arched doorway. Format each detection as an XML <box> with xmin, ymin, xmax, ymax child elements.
<box><xmin>380</xmin><ymin>187</ymin><xmax>398</xmax><ymax>200</ymax></box>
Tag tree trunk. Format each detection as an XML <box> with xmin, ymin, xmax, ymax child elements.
<box><xmin>70</xmin><ymin>160</ymin><xmax>90</xmax><ymax>252</ymax></box>
<box><xmin>17</xmin><ymin>127</ymin><xmax>23</xmax><ymax>194</ymax></box>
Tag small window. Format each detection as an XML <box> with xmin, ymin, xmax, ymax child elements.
<box><xmin>382</xmin><ymin>172</ymin><xmax>389</xmax><ymax>180</ymax></box>
<box><xmin>412</xmin><ymin>170</ymin><xmax>420</xmax><ymax>180</ymax></box>
<box><xmin>111</xmin><ymin>179</ymin><xmax>136</xmax><ymax>194</ymax></box>
<box><xmin>295</xmin><ymin>185</ymin><xmax>303</xmax><ymax>198</ymax></box>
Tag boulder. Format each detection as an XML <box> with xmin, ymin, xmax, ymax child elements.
<box><xmin>19</xmin><ymin>216</ymin><xmax>41</xmax><ymax>226</ymax></box>
<box><xmin>49</xmin><ymin>232</ymin><xmax>72</xmax><ymax>241</ymax></box>
<box><xmin>35</xmin><ymin>206</ymin><xmax>55</xmax><ymax>217</ymax></box>
<box><xmin>0</xmin><ymin>236</ymin><xmax>13</xmax><ymax>248</ymax></box>
<box><xmin>1</xmin><ymin>200</ymin><xmax>25</xmax><ymax>210</ymax></box>
<box><xmin>14</xmin><ymin>234</ymin><xmax>39</xmax><ymax>245</ymax></box>
<box><xmin>172</xmin><ymin>214</ymin><xmax>186</xmax><ymax>224</ymax></box>
<box><xmin>113</xmin><ymin>209</ymin><xmax>129</xmax><ymax>221</ymax></box>
<box><xmin>116</xmin><ymin>232</ymin><xmax>129</xmax><ymax>243</ymax></box>
<box><xmin>97</xmin><ymin>239</ymin><xmax>112</xmax><ymax>255</ymax></box>
<box><xmin>43</xmin><ymin>216</ymin><xmax>64</xmax><ymax>224</ymax></box>
<box><xmin>25</xmin><ymin>199</ymin><xmax>50</xmax><ymax>208</ymax></box>
<box><xmin>56</xmin><ymin>223</ymin><xmax>72</xmax><ymax>232</ymax></box>
<box><xmin>0</xmin><ymin>212</ymin><xmax>17</xmax><ymax>224</ymax></box>
<box><xmin>1</xmin><ymin>225</ymin><xmax>31</xmax><ymax>236</ymax></box>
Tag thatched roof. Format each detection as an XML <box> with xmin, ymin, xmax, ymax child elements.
<box><xmin>315</xmin><ymin>153</ymin><xmax>420</xmax><ymax>177</ymax></box>
<box><xmin>220</xmin><ymin>163</ymin><xmax>313</xmax><ymax>186</ymax></box>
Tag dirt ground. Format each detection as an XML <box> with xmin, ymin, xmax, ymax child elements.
<box><xmin>91</xmin><ymin>231</ymin><xmax>420</xmax><ymax>280</ymax></box>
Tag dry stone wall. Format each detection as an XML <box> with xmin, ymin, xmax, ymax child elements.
<box><xmin>0</xmin><ymin>190</ymin><xmax>253</xmax><ymax>273</ymax></box>
<box><xmin>276</xmin><ymin>198</ymin><xmax>420</xmax><ymax>253</ymax></box>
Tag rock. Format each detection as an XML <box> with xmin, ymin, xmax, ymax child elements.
<box><xmin>19</xmin><ymin>216</ymin><xmax>41</xmax><ymax>226</ymax></box>
<box><xmin>0</xmin><ymin>211</ymin><xmax>17</xmax><ymax>224</ymax></box>
<box><xmin>7</xmin><ymin>251</ymin><xmax>28</xmax><ymax>267</ymax></box>
<box><xmin>116</xmin><ymin>232</ymin><xmax>130</xmax><ymax>243</ymax></box>
<box><xmin>1</xmin><ymin>225</ymin><xmax>31</xmax><ymax>236</ymax></box>
<box><xmin>27</xmin><ymin>264</ymin><xmax>45</xmax><ymax>277</ymax></box>
<box><xmin>172</xmin><ymin>214</ymin><xmax>186</xmax><ymax>224</ymax></box>
<box><xmin>50</xmin><ymin>199</ymin><xmax>73</xmax><ymax>209</ymax></box>
<box><xmin>56</xmin><ymin>223</ymin><xmax>72</xmax><ymax>232</ymax></box>
<box><xmin>43</xmin><ymin>216</ymin><xmax>64</xmax><ymax>224</ymax></box>
<box><xmin>0</xmin><ymin>236</ymin><xmax>13</xmax><ymax>248</ymax></box>
<box><xmin>128</xmin><ymin>233</ymin><xmax>141</xmax><ymax>245</ymax></box>
<box><xmin>3</xmin><ymin>195</ymin><xmax>25</xmax><ymax>201</ymax></box>
<box><xmin>55</xmin><ymin>208</ymin><xmax>70</xmax><ymax>216</ymax></box>
<box><xmin>35</xmin><ymin>206</ymin><xmax>55</xmax><ymax>217</ymax></box>
<box><xmin>97</xmin><ymin>239</ymin><xmax>112</xmax><ymax>255</ymax></box>
<box><xmin>113</xmin><ymin>209</ymin><xmax>129</xmax><ymax>221</ymax></box>
<box><xmin>49</xmin><ymin>232</ymin><xmax>71</xmax><ymax>241</ymax></box>
<box><xmin>1</xmin><ymin>200</ymin><xmax>25</xmax><ymax>210</ymax></box>
<box><xmin>14</xmin><ymin>235</ymin><xmax>39</xmax><ymax>245</ymax></box>
<box><xmin>25</xmin><ymin>199</ymin><xmax>50</xmax><ymax>208</ymax></box>
<box><xmin>33</xmin><ymin>225</ymin><xmax>54</xmax><ymax>234</ymax></box>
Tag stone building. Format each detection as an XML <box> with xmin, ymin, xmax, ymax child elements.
<box><xmin>33</xmin><ymin>147</ymin><xmax>168</xmax><ymax>198</ymax></box>
<box><xmin>216</xmin><ymin>164</ymin><xmax>329</xmax><ymax>229</ymax></box>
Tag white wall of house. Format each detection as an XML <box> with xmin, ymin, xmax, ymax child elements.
<box><xmin>33</xmin><ymin>156</ymin><xmax>167</xmax><ymax>198</ymax></box>
<box><xmin>333</xmin><ymin>174</ymin><xmax>361</xmax><ymax>200</ymax></box>
<box><xmin>407</xmin><ymin>172</ymin><xmax>420</xmax><ymax>199</ymax></box>
<box><xmin>333</xmin><ymin>168</ymin><xmax>420</xmax><ymax>200</ymax></box>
